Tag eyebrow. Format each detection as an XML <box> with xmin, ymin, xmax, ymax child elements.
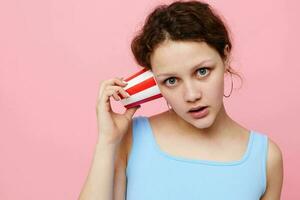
<box><xmin>156</xmin><ymin>59</ymin><xmax>214</xmax><ymax>77</ymax></box>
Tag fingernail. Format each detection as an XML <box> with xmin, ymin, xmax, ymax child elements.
<box><xmin>122</xmin><ymin>80</ymin><xmax>128</xmax><ymax>84</ymax></box>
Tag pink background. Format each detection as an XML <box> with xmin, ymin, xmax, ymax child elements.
<box><xmin>1</xmin><ymin>0</ymin><xmax>299</xmax><ymax>199</ymax></box>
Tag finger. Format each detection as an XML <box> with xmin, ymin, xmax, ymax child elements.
<box><xmin>124</xmin><ymin>105</ymin><xmax>141</xmax><ymax>119</ymax></box>
<box><xmin>117</xmin><ymin>77</ymin><xmax>128</xmax><ymax>86</ymax></box>
<box><xmin>112</xmin><ymin>90</ymin><xmax>121</xmax><ymax>101</ymax></box>
<box><xmin>97</xmin><ymin>87</ymin><xmax>118</xmax><ymax>112</ymax></box>
<box><xmin>109</xmin><ymin>77</ymin><xmax>128</xmax><ymax>87</ymax></box>
<box><xmin>97</xmin><ymin>77</ymin><xmax>129</xmax><ymax>110</ymax></box>
<box><xmin>102</xmin><ymin>88</ymin><xmax>120</xmax><ymax>102</ymax></box>
<box><xmin>106</xmin><ymin>85</ymin><xmax>130</xmax><ymax>99</ymax></box>
<box><xmin>116</xmin><ymin>87</ymin><xmax>130</xmax><ymax>99</ymax></box>
<box><xmin>98</xmin><ymin>78</ymin><xmax>127</xmax><ymax>99</ymax></box>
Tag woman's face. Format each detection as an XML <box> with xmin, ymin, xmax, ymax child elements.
<box><xmin>150</xmin><ymin>40</ymin><xmax>229</xmax><ymax>129</ymax></box>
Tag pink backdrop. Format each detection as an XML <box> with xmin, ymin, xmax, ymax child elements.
<box><xmin>1</xmin><ymin>0</ymin><xmax>299</xmax><ymax>199</ymax></box>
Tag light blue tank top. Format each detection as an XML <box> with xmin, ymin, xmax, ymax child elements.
<box><xmin>125</xmin><ymin>115</ymin><xmax>268</xmax><ymax>200</ymax></box>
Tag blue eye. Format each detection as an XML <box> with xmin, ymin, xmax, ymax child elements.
<box><xmin>197</xmin><ymin>67</ymin><xmax>210</xmax><ymax>77</ymax></box>
<box><xmin>163</xmin><ymin>77</ymin><xmax>176</xmax><ymax>86</ymax></box>
<box><xmin>163</xmin><ymin>67</ymin><xmax>210</xmax><ymax>86</ymax></box>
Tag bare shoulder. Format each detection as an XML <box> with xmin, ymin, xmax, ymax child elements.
<box><xmin>267</xmin><ymin>137</ymin><xmax>283</xmax><ymax>166</ymax></box>
<box><xmin>261</xmin><ymin>137</ymin><xmax>284</xmax><ymax>200</ymax></box>
<box><xmin>267</xmin><ymin>137</ymin><xmax>284</xmax><ymax>177</ymax></box>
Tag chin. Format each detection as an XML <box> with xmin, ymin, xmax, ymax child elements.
<box><xmin>192</xmin><ymin>118</ymin><xmax>214</xmax><ymax>129</ymax></box>
<box><xmin>188</xmin><ymin>112</ymin><xmax>215</xmax><ymax>129</ymax></box>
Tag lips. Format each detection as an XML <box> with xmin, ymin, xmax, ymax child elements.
<box><xmin>188</xmin><ymin>106</ymin><xmax>209</xmax><ymax>119</ymax></box>
<box><xmin>188</xmin><ymin>106</ymin><xmax>207</xmax><ymax>112</ymax></box>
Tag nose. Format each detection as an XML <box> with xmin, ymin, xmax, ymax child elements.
<box><xmin>183</xmin><ymin>81</ymin><xmax>202</xmax><ymax>102</ymax></box>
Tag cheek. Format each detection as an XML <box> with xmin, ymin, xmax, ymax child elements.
<box><xmin>208</xmin><ymin>77</ymin><xmax>224</xmax><ymax>100</ymax></box>
<box><xmin>157</xmin><ymin>85</ymin><xmax>169</xmax><ymax>98</ymax></box>
<box><xmin>160</xmin><ymin>89</ymin><xmax>184</xmax><ymax>110</ymax></box>
<box><xmin>159</xmin><ymin>88</ymin><xmax>178</xmax><ymax>106</ymax></box>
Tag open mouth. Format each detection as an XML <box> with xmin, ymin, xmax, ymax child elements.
<box><xmin>189</xmin><ymin>106</ymin><xmax>207</xmax><ymax>112</ymax></box>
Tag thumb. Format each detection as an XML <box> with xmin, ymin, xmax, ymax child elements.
<box><xmin>124</xmin><ymin>105</ymin><xmax>141</xmax><ymax>119</ymax></box>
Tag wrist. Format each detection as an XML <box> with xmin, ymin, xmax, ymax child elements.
<box><xmin>96</xmin><ymin>139</ymin><xmax>119</xmax><ymax>151</ymax></box>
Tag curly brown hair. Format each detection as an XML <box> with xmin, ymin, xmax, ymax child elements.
<box><xmin>131</xmin><ymin>0</ymin><xmax>242</xmax><ymax>84</ymax></box>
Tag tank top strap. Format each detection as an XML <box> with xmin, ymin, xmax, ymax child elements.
<box><xmin>131</xmin><ymin>115</ymin><xmax>153</xmax><ymax>148</ymax></box>
<box><xmin>126</xmin><ymin>115</ymin><xmax>154</xmax><ymax>176</ymax></box>
<box><xmin>247</xmin><ymin>130</ymin><xmax>268</xmax><ymax>195</ymax></box>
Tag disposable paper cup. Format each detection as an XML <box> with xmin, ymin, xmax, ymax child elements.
<box><xmin>118</xmin><ymin>68</ymin><xmax>163</xmax><ymax>109</ymax></box>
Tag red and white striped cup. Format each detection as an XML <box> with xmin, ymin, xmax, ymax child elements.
<box><xmin>118</xmin><ymin>68</ymin><xmax>163</xmax><ymax>109</ymax></box>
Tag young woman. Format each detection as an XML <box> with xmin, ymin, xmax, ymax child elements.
<box><xmin>79</xmin><ymin>1</ymin><xmax>283</xmax><ymax>200</ymax></box>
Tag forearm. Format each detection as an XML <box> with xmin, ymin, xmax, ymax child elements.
<box><xmin>79</xmin><ymin>141</ymin><xmax>117</xmax><ymax>200</ymax></box>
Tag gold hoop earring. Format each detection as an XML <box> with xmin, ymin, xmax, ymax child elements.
<box><xmin>224</xmin><ymin>72</ymin><xmax>233</xmax><ymax>98</ymax></box>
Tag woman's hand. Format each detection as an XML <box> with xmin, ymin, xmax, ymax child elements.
<box><xmin>96</xmin><ymin>77</ymin><xmax>140</xmax><ymax>146</ymax></box>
